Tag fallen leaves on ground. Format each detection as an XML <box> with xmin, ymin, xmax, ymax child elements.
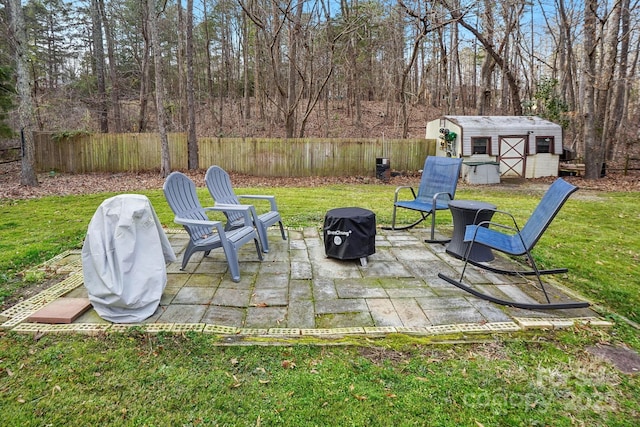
<box><xmin>2</xmin><ymin>161</ymin><xmax>638</xmax><ymax>201</ymax></box>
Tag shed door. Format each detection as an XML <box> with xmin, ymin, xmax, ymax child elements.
<box><xmin>498</xmin><ymin>136</ymin><xmax>527</xmax><ymax>178</ymax></box>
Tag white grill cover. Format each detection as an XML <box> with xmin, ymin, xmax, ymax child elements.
<box><xmin>82</xmin><ymin>194</ymin><xmax>176</xmax><ymax>323</ymax></box>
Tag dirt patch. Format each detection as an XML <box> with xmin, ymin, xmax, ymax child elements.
<box><xmin>358</xmin><ymin>347</ymin><xmax>410</xmax><ymax>366</ymax></box>
<box><xmin>587</xmin><ymin>344</ymin><xmax>640</xmax><ymax>375</ymax></box>
<box><xmin>0</xmin><ymin>273</ymin><xmax>68</xmax><ymax>313</ymax></box>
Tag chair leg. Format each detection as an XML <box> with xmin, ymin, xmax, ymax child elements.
<box><xmin>430</xmin><ymin>210</ymin><xmax>436</xmax><ymax>241</ymax></box>
<box><xmin>278</xmin><ymin>221</ymin><xmax>287</xmax><ymax>241</ymax></box>
<box><xmin>390</xmin><ymin>205</ymin><xmax>398</xmax><ymax>229</ymax></box>
<box><xmin>181</xmin><ymin>242</ymin><xmax>198</xmax><ymax>270</ymax></box>
<box><xmin>254</xmin><ymin>238</ymin><xmax>263</xmax><ymax>261</ymax></box>
<box><xmin>255</xmin><ymin>222</ymin><xmax>269</xmax><ymax>253</ymax></box>
<box><xmin>222</xmin><ymin>244</ymin><xmax>241</xmax><ymax>282</ymax></box>
<box><xmin>424</xmin><ymin>211</ymin><xmax>450</xmax><ymax>244</ymax></box>
<box><xmin>524</xmin><ymin>249</ymin><xmax>552</xmax><ymax>304</ymax></box>
<box><xmin>457</xmin><ymin>236</ymin><xmax>475</xmax><ymax>280</ymax></box>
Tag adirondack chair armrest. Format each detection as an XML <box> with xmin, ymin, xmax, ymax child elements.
<box><xmin>238</xmin><ymin>194</ymin><xmax>278</xmax><ymax>211</ymax></box>
<box><xmin>173</xmin><ymin>216</ymin><xmax>226</xmax><ymax>235</ymax></box>
<box><xmin>208</xmin><ymin>203</ymin><xmax>251</xmax><ymax>211</ymax></box>
<box><xmin>393</xmin><ymin>185</ymin><xmax>417</xmax><ymax>203</ymax></box>
<box><xmin>210</xmin><ymin>203</ymin><xmax>257</xmax><ymax>227</ymax></box>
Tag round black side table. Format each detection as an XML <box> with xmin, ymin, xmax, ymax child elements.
<box><xmin>446</xmin><ymin>200</ymin><xmax>496</xmax><ymax>262</ymax></box>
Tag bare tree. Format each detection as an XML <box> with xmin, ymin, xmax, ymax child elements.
<box><xmin>241</xmin><ymin>11</ymin><xmax>251</xmax><ymax>121</ymax></box>
<box><xmin>101</xmin><ymin>0</ymin><xmax>122</xmax><ymax>132</ymax></box>
<box><xmin>148</xmin><ymin>0</ymin><xmax>171</xmax><ymax>176</ymax></box>
<box><xmin>597</xmin><ymin>0</ymin><xmax>621</xmax><ymax>162</ymax></box>
<box><xmin>399</xmin><ymin>1</ymin><xmax>449</xmax><ymax>137</ymax></box>
<box><xmin>91</xmin><ymin>0</ymin><xmax>108</xmax><ymax>132</ymax></box>
<box><xmin>604</xmin><ymin>0</ymin><xmax>629</xmax><ymax>162</ymax></box>
<box><xmin>240</xmin><ymin>0</ymin><xmax>338</xmax><ymax>138</ymax></box>
<box><xmin>186</xmin><ymin>0</ymin><xmax>198</xmax><ymax>169</ymax></box>
<box><xmin>8</xmin><ymin>0</ymin><xmax>38</xmax><ymax>186</ymax></box>
<box><xmin>477</xmin><ymin>0</ymin><xmax>495</xmax><ymax>114</ymax></box>
<box><xmin>200</xmin><ymin>0</ymin><xmax>219</xmax><ymax>126</ymax></box>
<box><xmin>139</xmin><ymin>0</ymin><xmax>152</xmax><ymax>132</ymax></box>
<box><xmin>555</xmin><ymin>0</ymin><xmax>578</xmax><ymax>112</ymax></box>
<box><xmin>445</xmin><ymin>0</ymin><xmax>525</xmax><ymax>115</ymax></box>
<box><xmin>582</xmin><ymin>0</ymin><xmax>601</xmax><ymax>179</ymax></box>
<box><xmin>176</xmin><ymin>0</ymin><xmax>185</xmax><ymax>129</ymax></box>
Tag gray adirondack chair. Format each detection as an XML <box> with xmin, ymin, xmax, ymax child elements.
<box><xmin>438</xmin><ymin>178</ymin><xmax>590</xmax><ymax>310</ymax></box>
<box><xmin>205</xmin><ymin>165</ymin><xmax>286</xmax><ymax>253</ymax></box>
<box><xmin>388</xmin><ymin>156</ymin><xmax>463</xmax><ymax>242</ymax></box>
<box><xmin>163</xmin><ymin>171</ymin><xmax>262</xmax><ymax>282</ymax></box>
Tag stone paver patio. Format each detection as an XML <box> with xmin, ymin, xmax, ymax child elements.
<box><xmin>1</xmin><ymin>227</ymin><xmax>610</xmax><ymax>337</ymax></box>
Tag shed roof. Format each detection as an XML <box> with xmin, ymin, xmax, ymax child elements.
<box><xmin>443</xmin><ymin>115</ymin><xmax>561</xmax><ymax>131</ymax></box>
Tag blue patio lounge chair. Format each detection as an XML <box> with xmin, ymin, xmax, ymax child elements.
<box><xmin>205</xmin><ymin>165</ymin><xmax>286</xmax><ymax>253</ymax></box>
<box><xmin>163</xmin><ymin>171</ymin><xmax>263</xmax><ymax>282</ymax></box>
<box><xmin>438</xmin><ymin>178</ymin><xmax>590</xmax><ymax>310</ymax></box>
<box><xmin>387</xmin><ymin>156</ymin><xmax>463</xmax><ymax>243</ymax></box>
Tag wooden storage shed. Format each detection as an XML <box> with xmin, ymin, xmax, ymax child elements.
<box><xmin>426</xmin><ymin>116</ymin><xmax>562</xmax><ymax>182</ymax></box>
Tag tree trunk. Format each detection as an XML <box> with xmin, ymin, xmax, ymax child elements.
<box><xmin>341</xmin><ymin>0</ymin><xmax>360</xmax><ymax>123</ymax></box>
<box><xmin>186</xmin><ymin>0</ymin><xmax>198</xmax><ymax>169</ymax></box>
<box><xmin>201</xmin><ymin>1</ymin><xmax>218</xmax><ymax>127</ymax></box>
<box><xmin>138</xmin><ymin>0</ymin><xmax>151</xmax><ymax>132</ymax></box>
<box><xmin>598</xmin><ymin>0</ymin><xmax>621</xmax><ymax>164</ymax></box>
<box><xmin>100</xmin><ymin>0</ymin><xmax>121</xmax><ymax>132</ymax></box>
<box><xmin>8</xmin><ymin>0</ymin><xmax>39</xmax><ymax>186</ymax></box>
<box><xmin>557</xmin><ymin>0</ymin><xmax>576</xmax><ymax>112</ymax></box>
<box><xmin>449</xmin><ymin>13</ymin><xmax>460</xmax><ymax>114</ymax></box>
<box><xmin>242</xmin><ymin>13</ymin><xmax>251</xmax><ymax>121</ymax></box>
<box><xmin>397</xmin><ymin>2</ymin><xmax>432</xmax><ymax>138</ymax></box>
<box><xmin>148</xmin><ymin>0</ymin><xmax>171</xmax><ymax>176</ymax></box>
<box><xmin>582</xmin><ymin>0</ymin><xmax>602</xmax><ymax>180</ymax></box>
<box><xmin>477</xmin><ymin>0</ymin><xmax>494</xmax><ymax>115</ymax></box>
<box><xmin>605</xmin><ymin>0</ymin><xmax>629</xmax><ymax>162</ymax></box>
<box><xmin>177</xmin><ymin>1</ymin><xmax>186</xmax><ymax>130</ymax></box>
<box><xmin>91</xmin><ymin>0</ymin><xmax>108</xmax><ymax>132</ymax></box>
<box><xmin>284</xmin><ymin>0</ymin><xmax>303</xmax><ymax>138</ymax></box>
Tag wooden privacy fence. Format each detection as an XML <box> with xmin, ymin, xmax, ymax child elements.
<box><xmin>34</xmin><ymin>132</ymin><xmax>435</xmax><ymax>176</ymax></box>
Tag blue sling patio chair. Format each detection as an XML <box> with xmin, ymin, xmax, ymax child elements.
<box><xmin>387</xmin><ymin>156</ymin><xmax>463</xmax><ymax>243</ymax></box>
<box><xmin>438</xmin><ymin>178</ymin><xmax>590</xmax><ymax>310</ymax></box>
<box><xmin>163</xmin><ymin>171</ymin><xmax>263</xmax><ymax>282</ymax></box>
<box><xmin>205</xmin><ymin>165</ymin><xmax>286</xmax><ymax>253</ymax></box>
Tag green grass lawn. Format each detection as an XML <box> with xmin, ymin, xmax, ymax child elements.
<box><xmin>1</xmin><ymin>328</ymin><xmax>639</xmax><ymax>426</ymax></box>
<box><xmin>1</xmin><ymin>182</ymin><xmax>639</xmax><ymax>425</ymax></box>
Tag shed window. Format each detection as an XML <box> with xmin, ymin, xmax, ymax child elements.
<box><xmin>471</xmin><ymin>137</ymin><xmax>491</xmax><ymax>155</ymax></box>
<box><xmin>536</xmin><ymin>136</ymin><xmax>554</xmax><ymax>154</ymax></box>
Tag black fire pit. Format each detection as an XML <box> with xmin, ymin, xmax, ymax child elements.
<box><xmin>323</xmin><ymin>207</ymin><xmax>376</xmax><ymax>266</ymax></box>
